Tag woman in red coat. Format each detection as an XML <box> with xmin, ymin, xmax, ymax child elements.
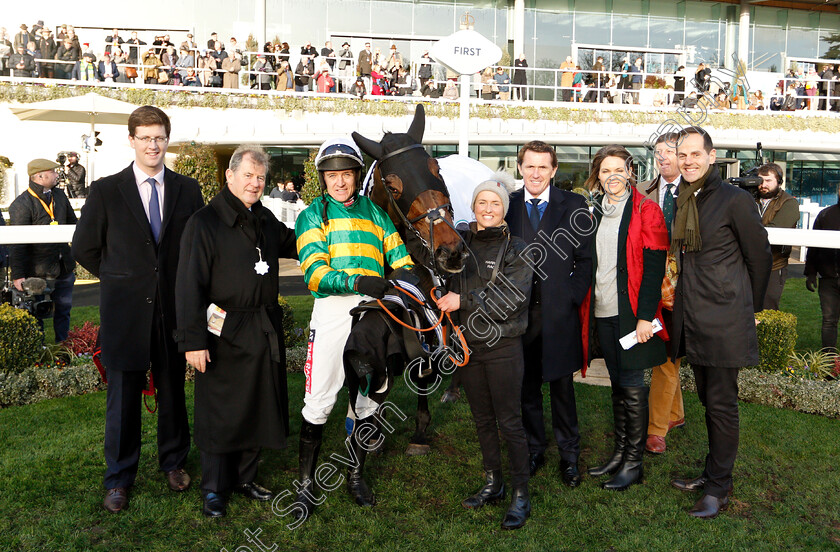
<box><xmin>583</xmin><ymin>145</ymin><xmax>669</xmax><ymax>491</ymax></box>
<box><xmin>370</xmin><ymin>64</ymin><xmax>387</xmax><ymax>95</ymax></box>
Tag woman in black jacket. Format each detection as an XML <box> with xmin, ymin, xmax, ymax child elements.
<box><xmin>513</xmin><ymin>53</ymin><xmax>528</xmax><ymax>101</ymax></box>
<box><xmin>436</xmin><ymin>176</ymin><xmax>533</xmax><ymax>530</ymax></box>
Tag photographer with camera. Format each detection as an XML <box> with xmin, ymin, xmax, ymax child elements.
<box><xmin>755</xmin><ymin>163</ymin><xmax>800</xmax><ymax>311</ymax></box>
<box><xmin>8</xmin><ymin>158</ymin><xmax>77</xmax><ymax>342</ymax></box>
<box><xmin>65</xmin><ymin>152</ymin><xmax>87</xmax><ymax>198</ymax></box>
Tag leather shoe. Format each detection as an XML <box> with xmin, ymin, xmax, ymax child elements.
<box><xmin>645</xmin><ymin>434</ymin><xmax>666</xmax><ymax>454</ymax></box>
<box><xmin>203</xmin><ymin>492</ymin><xmax>227</xmax><ymax>518</ymax></box>
<box><xmin>668</xmin><ymin>418</ymin><xmax>686</xmax><ymax>431</ymax></box>
<box><xmin>103</xmin><ymin>487</ymin><xmax>128</xmax><ymax>513</ymax></box>
<box><xmin>166</xmin><ymin>468</ymin><xmax>191</xmax><ymax>492</ymax></box>
<box><xmin>462</xmin><ymin>470</ymin><xmax>505</xmax><ymax>509</ymax></box>
<box><xmin>235</xmin><ymin>482</ymin><xmax>273</xmax><ymax>501</ymax></box>
<box><xmin>500</xmin><ymin>486</ymin><xmax>531</xmax><ymax>530</ymax></box>
<box><xmin>688</xmin><ymin>493</ymin><xmax>729</xmax><ymax>519</ymax></box>
<box><xmin>671</xmin><ymin>475</ymin><xmax>707</xmax><ymax>492</ymax></box>
<box><xmin>528</xmin><ymin>452</ymin><xmax>545</xmax><ymax>477</ymax></box>
<box><xmin>559</xmin><ymin>459</ymin><xmax>581</xmax><ymax>488</ymax></box>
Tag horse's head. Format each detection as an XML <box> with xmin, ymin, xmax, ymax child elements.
<box><xmin>352</xmin><ymin>104</ymin><xmax>466</xmax><ymax>274</ymax></box>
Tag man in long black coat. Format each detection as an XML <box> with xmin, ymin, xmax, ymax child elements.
<box><xmin>506</xmin><ymin>141</ymin><xmax>593</xmax><ymax>487</ymax></box>
<box><xmin>175</xmin><ymin>146</ymin><xmax>297</xmax><ymax>518</ymax></box>
<box><xmin>670</xmin><ymin>127</ymin><xmax>771</xmax><ymax>519</ymax></box>
<box><xmin>72</xmin><ymin>106</ymin><xmax>204</xmax><ymax>514</ymax></box>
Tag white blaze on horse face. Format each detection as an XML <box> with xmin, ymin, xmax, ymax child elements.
<box><xmin>324</xmin><ymin>170</ymin><xmax>357</xmax><ymax>203</ymax></box>
<box><xmin>473</xmin><ymin>190</ymin><xmax>505</xmax><ymax>231</ymax></box>
<box><xmin>519</xmin><ymin>150</ymin><xmax>557</xmax><ymax>197</ymax></box>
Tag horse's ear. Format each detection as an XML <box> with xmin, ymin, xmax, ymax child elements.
<box><xmin>352</xmin><ymin>132</ymin><xmax>383</xmax><ymax>160</ymax></box>
<box><xmin>407</xmin><ymin>104</ymin><xmax>425</xmax><ymax>143</ymax></box>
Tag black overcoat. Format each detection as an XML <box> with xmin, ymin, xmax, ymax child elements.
<box><xmin>71</xmin><ymin>164</ymin><xmax>204</xmax><ymax>371</ymax></box>
<box><xmin>174</xmin><ymin>191</ymin><xmax>297</xmax><ymax>453</ymax></box>
<box><xmin>506</xmin><ymin>187</ymin><xmax>593</xmax><ymax>380</ymax></box>
<box><xmin>672</xmin><ymin>167</ymin><xmax>772</xmax><ymax>368</ymax></box>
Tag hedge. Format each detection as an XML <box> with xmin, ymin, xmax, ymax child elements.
<box><xmin>0</xmin><ymin>304</ymin><xmax>43</xmax><ymax>374</ymax></box>
<box><xmin>752</xmin><ymin>309</ymin><xmax>798</xmax><ymax>373</ymax></box>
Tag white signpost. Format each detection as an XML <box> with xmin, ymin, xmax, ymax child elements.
<box><xmin>430</xmin><ymin>29</ymin><xmax>502</xmax><ymax>156</ymax></box>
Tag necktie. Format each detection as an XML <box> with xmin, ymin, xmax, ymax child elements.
<box><xmin>43</xmin><ymin>189</ymin><xmax>51</xmax><ymax>203</ymax></box>
<box><xmin>662</xmin><ymin>183</ymin><xmax>676</xmax><ymax>237</ymax></box>
<box><xmin>147</xmin><ymin>177</ymin><xmax>162</xmax><ymax>242</ymax></box>
<box><xmin>528</xmin><ymin>198</ymin><xmax>542</xmax><ymax>231</ymax></box>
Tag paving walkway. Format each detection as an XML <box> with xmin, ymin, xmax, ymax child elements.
<box><xmin>575</xmin><ymin>358</ymin><xmax>611</xmax><ymax>387</ymax></box>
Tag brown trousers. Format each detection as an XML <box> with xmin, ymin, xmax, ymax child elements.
<box><xmin>647</xmin><ymin>357</ymin><xmax>684</xmax><ymax>437</ymax></box>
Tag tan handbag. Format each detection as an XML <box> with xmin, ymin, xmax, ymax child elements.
<box><xmin>661</xmin><ymin>252</ymin><xmax>678</xmax><ymax>310</ymax></box>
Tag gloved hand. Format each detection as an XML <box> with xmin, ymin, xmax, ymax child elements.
<box><xmin>806</xmin><ymin>275</ymin><xmax>817</xmax><ymax>292</ymax></box>
<box><xmin>354</xmin><ymin>275</ymin><xmax>392</xmax><ymax>299</ymax></box>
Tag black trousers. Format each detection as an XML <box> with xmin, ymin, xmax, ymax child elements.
<box><xmin>819</xmin><ymin>277</ymin><xmax>840</xmax><ymax>352</ymax></box>
<box><xmin>762</xmin><ymin>267</ymin><xmax>788</xmax><ymax>311</ymax></box>
<box><xmin>200</xmin><ymin>448</ymin><xmax>261</xmax><ymax>494</ymax></box>
<box><xmin>692</xmin><ymin>365</ymin><xmax>739</xmax><ymax>499</ymax></box>
<box><xmin>521</xmin><ymin>334</ymin><xmax>580</xmax><ymax>463</ymax></box>
<box><xmin>103</xmin><ymin>315</ymin><xmax>190</xmax><ymax>489</ymax></box>
<box><xmin>461</xmin><ymin>339</ymin><xmax>530</xmax><ymax>488</ymax></box>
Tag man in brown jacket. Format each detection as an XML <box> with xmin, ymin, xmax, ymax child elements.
<box><xmin>636</xmin><ymin>132</ymin><xmax>684</xmax><ymax>454</ymax></box>
<box><xmin>756</xmin><ymin>162</ymin><xmax>800</xmax><ymax>310</ymax></box>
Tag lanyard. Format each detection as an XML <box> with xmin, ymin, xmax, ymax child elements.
<box><xmin>27</xmin><ymin>188</ymin><xmax>58</xmax><ymax>224</ymax></box>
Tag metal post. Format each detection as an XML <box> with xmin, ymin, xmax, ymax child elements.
<box><xmin>458</xmin><ymin>73</ymin><xmax>471</xmax><ymax>156</ymax></box>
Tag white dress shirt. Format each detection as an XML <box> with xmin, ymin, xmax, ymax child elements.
<box><xmin>133</xmin><ymin>163</ymin><xmax>165</xmax><ymax>222</ymax></box>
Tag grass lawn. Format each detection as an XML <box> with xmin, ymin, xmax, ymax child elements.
<box><xmin>779</xmin><ymin>276</ymin><xmax>824</xmax><ymax>352</ymax></box>
<box><xmin>1</xmin><ymin>373</ymin><xmax>839</xmax><ymax>551</ymax></box>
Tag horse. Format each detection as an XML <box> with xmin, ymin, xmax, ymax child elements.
<box><xmin>347</xmin><ymin>103</ymin><xmax>472</xmax><ymax>456</ymax></box>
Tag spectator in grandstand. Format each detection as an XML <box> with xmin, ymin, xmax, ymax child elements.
<box><xmin>98</xmin><ymin>51</ymin><xmax>119</xmax><ymax>82</ymax></box>
<box><xmin>278</xmin><ymin>42</ymin><xmax>290</xmax><ymax>63</ymax></box>
<box><xmin>480</xmin><ymin>67</ymin><xmax>495</xmax><ymax>100</ymax></box>
<box><xmin>0</xmin><ymin>29</ymin><xmax>11</xmax><ymax>77</ymax></box>
<box><xmin>673</xmin><ymin>66</ymin><xmax>685</xmax><ymax>105</ymax></box>
<box><xmin>418</xmin><ymin>51</ymin><xmax>432</xmax><ymax>91</ymax></box>
<box><xmin>572</xmin><ymin>65</ymin><xmax>584</xmax><ymax>102</ymax></box>
<box><xmin>321</xmin><ymin>40</ymin><xmax>336</xmax><ymax>71</ymax></box>
<box><xmin>161</xmin><ymin>45</ymin><xmax>178</xmax><ymax>84</ymax></box>
<box><xmin>301</xmin><ymin>41</ymin><xmax>318</xmax><ymax>59</ymax></box>
<box><xmin>228</xmin><ymin>37</ymin><xmax>240</xmax><ymax>56</ymax></box>
<box><xmin>180</xmin><ymin>33</ymin><xmax>198</xmax><ymax>55</ymax></box>
<box><xmin>337</xmin><ymin>42</ymin><xmax>354</xmax><ymax>92</ymax></box>
<box><xmin>142</xmin><ymin>49</ymin><xmax>163</xmax><ymax>85</ymax></box>
<box><xmin>65</xmin><ymin>152</ymin><xmax>87</xmax><ymax>198</ymax></box>
<box><xmin>629</xmin><ymin>57</ymin><xmax>643</xmax><ymax>104</ymax></box>
<box><xmin>372</xmin><ymin>46</ymin><xmax>383</xmax><ymax>69</ymax></box>
<box><xmin>769</xmin><ymin>86</ymin><xmax>784</xmax><ymax>111</ymax></box>
<box><xmin>198</xmin><ymin>50</ymin><xmax>220</xmax><ymax>87</ymax></box>
<box><xmin>513</xmin><ymin>53</ymin><xmax>528</xmax><ymax>101</ymax></box>
<box><xmin>443</xmin><ymin>80</ymin><xmax>458</xmax><ymax>100</ymax></box>
<box><xmin>207</xmin><ymin>32</ymin><xmax>221</xmax><ymax>50</ymax></box>
<box><xmin>252</xmin><ymin>53</ymin><xmax>273</xmax><ymax>90</ymax></box>
<box><xmin>184</xmin><ymin>68</ymin><xmax>201</xmax><ymax>87</ymax></box>
<box><xmin>111</xmin><ymin>46</ymin><xmax>131</xmax><ymax>83</ymax></box>
<box><xmin>694</xmin><ymin>63</ymin><xmax>711</xmax><ymax>93</ymax></box>
<box><xmin>175</xmin><ymin>47</ymin><xmax>194</xmax><ymax>83</ymax></box>
<box><xmin>125</xmin><ymin>31</ymin><xmax>146</xmax><ymax>67</ymax></box>
<box><xmin>37</xmin><ymin>28</ymin><xmax>56</xmax><ymax>78</ymax></box>
<box><xmin>385</xmin><ymin>44</ymin><xmax>402</xmax><ymax>82</ymax></box>
<box><xmin>221</xmin><ymin>49</ymin><xmax>241</xmax><ymax>89</ymax></box>
<box><xmin>14</xmin><ymin>24</ymin><xmax>31</xmax><ymax>51</ymax></box>
<box><xmin>394</xmin><ymin>66</ymin><xmax>413</xmax><ymax>96</ymax></box>
<box><xmin>358</xmin><ymin>42</ymin><xmax>372</xmax><ymax>88</ymax></box>
<box><xmin>210</xmin><ymin>41</ymin><xmax>227</xmax><ymax>64</ymax></box>
<box><xmin>559</xmin><ymin>56</ymin><xmax>574</xmax><ymax>102</ymax></box>
<box><xmin>105</xmin><ymin>29</ymin><xmax>123</xmax><ymax>55</ymax></box>
<box><xmin>316</xmin><ymin>64</ymin><xmax>334</xmax><ymax>93</ymax></box>
<box><xmin>54</xmin><ymin>37</ymin><xmax>79</xmax><ymax>79</ymax></box>
<box><xmin>370</xmin><ymin>63</ymin><xmax>387</xmax><ymax>95</ymax></box>
<box><xmin>10</xmin><ymin>44</ymin><xmax>34</xmax><ymax>78</ymax></box>
<box><xmin>25</xmin><ymin>40</ymin><xmax>42</xmax><ymax>78</ymax></box>
<box><xmin>494</xmin><ymin>66</ymin><xmax>510</xmax><ymax>101</ymax></box>
<box><xmin>276</xmin><ymin>59</ymin><xmax>293</xmax><ymax>91</ymax></box>
<box><xmin>349</xmin><ymin>75</ymin><xmax>366</xmax><ymax>99</ymax></box>
<box><xmin>783</xmin><ymin>83</ymin><xmax>798</xmax><ymax>111</ymax></box>
<box><xmin>294</xmin><ymin>54</ymin><xmax>314</xmax><ymax>92</ymax></box>
<box><xmin>805</xmin><ymin>69</ymin><xmax>819</xmax><ymax>111</ymax></box>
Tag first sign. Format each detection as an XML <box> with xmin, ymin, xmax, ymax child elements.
<box><xmin>430</xmin><ymin>29</ymin><xmax>502</xmax><ymax>76</ymax></box>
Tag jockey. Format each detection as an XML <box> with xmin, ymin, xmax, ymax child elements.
<box><xmin>294</xmin><ymin>137</ymin><xmax>413</xmax><ymax>520</ymax></box>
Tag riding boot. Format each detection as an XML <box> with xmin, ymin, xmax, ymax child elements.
<box><xmin>603</xmin><ymin>386</ymin><xmax>648</xmax><ymax>491</ymax></box>
<box><xmin>500</xmin><ymin>485</ymin><xmax>531</xmax><ymax>530</ymax></box>
<box><xmin>461</xmin><ymin>469</ymin><xmax>505</xmax><ymax>509</ymax></box>
<box><xmin>347</xmin><ymin>417</ymin><xmax>377</xmax><ymax>507</ymax></box>
<box><xmin>588</xmin><ymin>387</ymin><xmax>627</xmax><ymax>477</ymax></box>
<box><xmin>293</xmin><ymin>420</ymin><xmax>324</xmax><ymax>521</ymax></box>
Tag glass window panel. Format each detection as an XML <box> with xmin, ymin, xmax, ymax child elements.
<box><xmin>268</xmin><ymin>0</ymin><xmax>330</xmax><ymax>44</ymax></box>
<box><xmin>414</xmin><ymin>2</ymin><xmax>456</xmax><ymax>36</ymax></box>
<box><xmin>787</xmin><ymin>11</ymin><xmax>819</xmax><ymax>59</ymax></box>
<box><xmin>574</xmin><ymin>0</ymin><xmax>611</xmax><ymax>45</ymax></box>
<box><xmin>611</xmin><ymin>15</ymin><xmax>649</xmax><ymax>48</ymax></box>
<box><xmin>649</xmin><ymin>0</ymin><xmax>678</xmax><ymax>19</ymax></box>
<box><xmin>648</xmin><ymin>17</ymin><xmax>684</xmax><ymax>50</ymax></box>
<box><xmin>370</xmin><ymin>1</ymin><xmax>413</xmax><ymax>34</ymax></box>
<box><xmin>753</xmin><ymin>25</ymin><xmax>785</xmax><ymax>72</ymax></box>
<box><xmin>819</xmin><ymin>14</ymin><xmax>840</xmax><ymax>57</ymax></box>
<box><xmin>326</xmin><ymin>0</ymin><xmax>372</xmax><ymax>35</ymax></box>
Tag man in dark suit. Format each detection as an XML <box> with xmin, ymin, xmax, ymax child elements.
<box><xmin>505</xmin><ymin>141</ymin><xmax>593</xmax><ymax>487</ymax></box>
<box><xmin>72</xmin><ymin>106</ymin><xmax>204</xmax><ymax>514</ymax></box>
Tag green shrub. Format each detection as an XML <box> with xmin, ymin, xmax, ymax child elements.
<box><xmin>785</xmin><ymin>349</ymin><xmax>839</xmax><ymax>380</ymax></box>
<box><xmin>300</xmin><ymin>149</ymin><xmax>320</xmax><ymax>205</ymax></box>
<box><xmin>172</xmin><ymin>142</ymin><xmax>221</xmax><ymax>203</ymax></box>
<box><xmin>278</xmin><ymin>296</ymin><xmax>305</xmax><ymax>347</ymax></box>
<box><xmin>0</xmin><ymin>304</ymin><xmax>43</xmax><ymax>374</ymax></box>
<box><xmin>752</xmin><ymin>310</ymin><xmax>797</xmax><ymax>373</ymax></box>
<box><xmin>286</xmin><ymin>345</ymin><xmax>307</xmax><ymax>373</ymax></box>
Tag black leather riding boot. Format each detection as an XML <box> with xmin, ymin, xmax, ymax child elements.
<box><xmin>589</xmin><ymin>387</ymin><xmax>627</xmax><ymax>476</ymax></box>
<box><xmin>461</xmin><ymin>469</ymin><xmax>506</xmax><ymax>509</ymax></box>
<box><xmin>603</xmin><ymin>386</ymin><xmax>648</xmax><ymax>491</ymax></box>
<box><xmin>347</xmin><ymin>417</ymin><xmax>377</xmax><ymax>507</ymax></box>
<box><xmin>501</xmin><ymin>485</ymin><xmax>531</xmax><ymax>530</ymax></box>
<box><xmin>293</xmin><ymin>420</ymin><xmax>324</xmax><ymax>521</ymax></box>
